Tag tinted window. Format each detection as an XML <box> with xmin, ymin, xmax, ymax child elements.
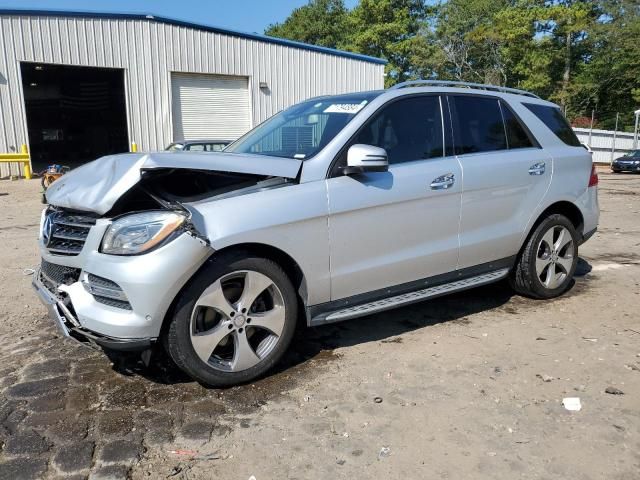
<box><xmin>351</xmin><ymin>96</ymin><xmax>443</xmax><ymax>165</ymax></box>
<box><xmin>450</xmin><ymin>96</ymin><xmax>507</xmax><ymax>154</ymax></box>
<box><xmin>500</xmin><ymin>102</ymin><xmax>535</xmax><ymax>149</ymax></box>
<box><xmin>523</xmin><ymin>103</ymin><xmax>581</xmax><ymax>146</ymax></box>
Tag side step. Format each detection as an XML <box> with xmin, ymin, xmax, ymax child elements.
<box><xmin>313</xmin><ymin>268</ymin><xmax>509</xmax><ymax>325</ymax></box>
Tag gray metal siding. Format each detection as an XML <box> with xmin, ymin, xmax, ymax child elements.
<box><xmin>0</xmin><ymin>14</ymin><xmax>384</xmax><ymax>175</ymax></box>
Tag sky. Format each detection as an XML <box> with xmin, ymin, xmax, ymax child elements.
<box><xmin>0</xmin><ymin>0</ymin><xmax>359</xmax><ymax>35</ymax></box>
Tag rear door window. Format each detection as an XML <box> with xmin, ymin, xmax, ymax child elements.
<box><xmin>500</xmin><ymin>102</ymin><xmax>536</xmax><ymax>149</ymax></box>
<box><xmin>523</xmin><ymin>103</ymin><xmax>581</xmax><ymax>146</ymax></box>
<box><xmin>449</xmin><ymin>96</ymin><xmax>507</xmax><ymax>154</ymax></box>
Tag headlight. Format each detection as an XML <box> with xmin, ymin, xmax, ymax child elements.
<box><xmin>101</xmin><ymin>211</ymin><xmax>186</xmax><ymax>255</ymax></box>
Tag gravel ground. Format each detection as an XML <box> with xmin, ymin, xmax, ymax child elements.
<box><xmin>0</xmin><ymin>168</ymin><xmax>638</xmax><ymax>480</ymax></box>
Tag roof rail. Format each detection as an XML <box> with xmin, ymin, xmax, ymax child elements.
<box><xmin>389</xmin><ymin>80</ymin><xmax>540</xmax><ymax>99</ymax></box>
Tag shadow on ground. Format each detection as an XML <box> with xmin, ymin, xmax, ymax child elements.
<box><xmin>117</xmin><ymin>257</ymin><xmax>594</xmax><ymax>388</ymax></box>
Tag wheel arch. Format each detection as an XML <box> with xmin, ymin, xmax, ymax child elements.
<box><xmin>522</xmin><ymin>200</ymin><xmax>584</xmax><ymax>251</ymax></box>
<box><xmin>159</xmin><ymin>242</ymin><xmax>309</xmax><ymax>339</ymax></box>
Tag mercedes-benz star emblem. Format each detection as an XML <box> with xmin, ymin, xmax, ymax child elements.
<box><xmin>42</xmin><ymin>213</ymin><xmax>55</xmax><ymax>247</ymax></box>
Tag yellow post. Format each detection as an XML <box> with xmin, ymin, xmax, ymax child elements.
<box><xmin>131</xmin><ymin>142</ymin><xmax>138</xmax><ymax>152</ymax></box>
<box><xmin>21</xmin><ymin>144</ymin><xmax>32</xmax><ymax>180</ymax></box>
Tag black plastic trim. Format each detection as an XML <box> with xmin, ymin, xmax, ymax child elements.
<box><xmin>579</xmin><ymin>227</ymin><xmax>597</xmax><ymax>245</ymax></box>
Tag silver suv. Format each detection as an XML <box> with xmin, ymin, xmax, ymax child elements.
<box><xmin>34</xmin><ymin>80</ymin><xmax>599</xmax><ymax>386</ymax></box>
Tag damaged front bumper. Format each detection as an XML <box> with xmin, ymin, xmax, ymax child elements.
<box><xmin>32</xmin><ymin>270</ymin><xmax>152</xmax><ymax>351</ymax></box>
<box><xmin>34</xmin><ymin>222</ymin><xmax>212</xmax><ymax>351</ymax></box>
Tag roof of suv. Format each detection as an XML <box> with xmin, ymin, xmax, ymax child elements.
<box><xmin>308</xmin><ymin>81</ymin><xmax>557</xmax><ymax>109</ymax></box>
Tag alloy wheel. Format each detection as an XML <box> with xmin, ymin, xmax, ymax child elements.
<box><xmin>535</xmin><ymin>225</ymin><xmax>575</xmax><ymax>289</ymax></box>
<box><xmin>189</xmin><ymin>270</ymin><xmax>286</xmax><ymax>372</ymax></box>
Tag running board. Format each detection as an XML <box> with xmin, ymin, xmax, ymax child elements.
<box><xmin>312</xmin><ymin>268</ymin><xmax>509</xmax><ymax>325</ymax></box>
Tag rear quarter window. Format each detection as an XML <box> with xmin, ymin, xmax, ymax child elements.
<box><xmin>523</xmin><ymin>103</ymin><xmax>581</xmax><ymax>147</ymax></box>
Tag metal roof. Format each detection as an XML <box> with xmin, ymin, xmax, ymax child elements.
<box><xmin>0</xmin><ymin>8</ymin><xmax>388</xmax><ymax>65</ymax></box>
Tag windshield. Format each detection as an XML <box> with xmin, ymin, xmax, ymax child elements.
<box><xmin>225</xmin><ymin>92</ymin><xmax>381</xmax><ymax>159</ymax></box>
<box><xmin>624</xmin><ymin>150</ymin><xmax>640</xmax><ymax>157</ymax></box>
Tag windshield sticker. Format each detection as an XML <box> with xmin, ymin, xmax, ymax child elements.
<box><xmin>294</xmin><ymin>154</ymin><xmax>306</xmax><ymax>159</ymax></box>
<box><xmin>323</xmin><ymin>101</ymin><xmax>367</xmax><ymax>114</ymax></box>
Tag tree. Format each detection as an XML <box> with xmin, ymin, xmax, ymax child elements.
<box><xmin>432</xmin><ymin>0</ymin><xmax>513</xmax><ymax>84</ymax></box>
<box><xmin>568</xmin><ymin>0</ymin><xmax>640</xmax><ymax>129</ymax></box>
<box><xmin>264</xmin><ymin>0</ymin><xmax>349</xmax><ymax>49</ymax></box>
<box><xmin>267</xmin><ymin>0</ymin><xmax>640</xmax><ymax>128</ymax></box>
<box><xmin>340</xmin><ymin>0</ymin><xmax>429</xmax><ymax>86</ymax></box>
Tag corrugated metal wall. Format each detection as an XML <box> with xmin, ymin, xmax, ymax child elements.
<box><xmin>574</xmin><ymin>128</ymin><xmax>637</xmax><ymax>164</ymax></box>
<box><xmin>0</xmin><ymin>13</ymin><xmax>384</xmax><ymax>175</ymax></box>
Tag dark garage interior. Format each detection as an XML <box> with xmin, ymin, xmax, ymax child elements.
<box><xmin>20</xmin><ymin>62</ymin><xmax>129</xmax><ymax>171</ymax></box>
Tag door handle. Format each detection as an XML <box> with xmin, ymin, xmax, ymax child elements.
<box><xmin>430</xmin><ymin>173</ymin><xmax>455</xmax><ymax>190</ymax></box>
<box><xmin>528</xmin><ymin>162</ymin><xmax>546</xmax><ymax>175</ymax></box>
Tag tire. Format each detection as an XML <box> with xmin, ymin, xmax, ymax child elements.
<box><xmin>166</xmin><ymin>251</ymin><xmax>298</xmax><ymax>387</ymax></box>
<box><xmin>509</xmin><ymin>214</ymin><xmax>579</xmax><ymax>299</ymax></box>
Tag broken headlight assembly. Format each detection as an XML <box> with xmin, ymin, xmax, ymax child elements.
<box><xmin>101</xmin><ymin>211</ymin><xmax>186</xmax><ymax>255</ymax></box>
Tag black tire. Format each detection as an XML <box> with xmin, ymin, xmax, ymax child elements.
<box><xmin>509</xmin><ymin>214</ymin><xmax>579</xmax><ymax>299</ymax></box>
<box><xmin>611</xmin><ymin>169</ymin><xmax>621</xmax><ymax>173</ymax></box>
<box><xmin>166</xmin><ymin>251</ymin><xmax>298</xmax><ymax>387</ymax></box>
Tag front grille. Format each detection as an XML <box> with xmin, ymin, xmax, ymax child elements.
<box><xmin>40</xmin><ymin>260</ymin><xmax>81</xmax><ymax>294</ymax></box>
<box><xmin>44</xmin><ymin>208</ymin><xmax>97</xmax><ymax>256</ymax></box>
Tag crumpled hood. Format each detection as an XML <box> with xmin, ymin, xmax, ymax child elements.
<box><xmin>45</xmin><ymin>151</ymin><xmax>302</xmax><ymax>215</ymax></box>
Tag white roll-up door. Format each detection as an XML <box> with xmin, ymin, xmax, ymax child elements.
<box><xmin>171</xmin><ymin>73</ymin><xmax>251</xmax><ymax>141</ymax></box>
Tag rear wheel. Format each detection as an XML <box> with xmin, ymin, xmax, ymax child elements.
<box><xmin>166</xmin><ymin>252</ymin><xmax>298</xmax><ymax>387</ymax></box>
<box><xmin>510</xmin><ymin>214</ymin><xmax>579</xmax><ymax>299</ymax></box>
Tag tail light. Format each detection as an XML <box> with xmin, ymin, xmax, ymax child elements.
<box><xmin>588</xmin><ymin>164</ymin><xmax>598</xmax><ymax>187</ymax></box>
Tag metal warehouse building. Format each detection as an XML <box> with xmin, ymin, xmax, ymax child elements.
<box><xmin>0</xmin><ymin>9</ymin><xmax>385</xmax><ymax>174</ymax></box>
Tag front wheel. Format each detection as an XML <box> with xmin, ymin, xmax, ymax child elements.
<box><xmin>509</xmin><ymin>214</ymin><xmax>579</xmax><ymax>299</ymax></box>
<box><xmin>166</xmin><ymin>252</ymin><xmax>298</xmax><ymax>387</ymax></box>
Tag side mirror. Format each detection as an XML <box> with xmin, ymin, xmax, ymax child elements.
<box><xmin>343</xmin><ymin>144</ymin><xmax>389</xmax><ymax>175</ymax></box>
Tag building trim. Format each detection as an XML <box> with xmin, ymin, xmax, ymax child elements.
<box><xmin>0</xmin><ymin>8</ymin><xmax>388</xmax><ymax>65</ymax></box>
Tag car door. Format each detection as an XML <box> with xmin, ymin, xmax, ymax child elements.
<box><xmin>448</xmin><ymin>94</ymin><xmax>553</xmax><ymax>269</ymax></box>
<box><xmin>326</xmin><ymin>95</ymin><xmax>462</xmax><ymax>300</ymax></box>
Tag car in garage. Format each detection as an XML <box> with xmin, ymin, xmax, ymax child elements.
<box><xmin>34</xmin><ymin>80</ymin><xmax>599</xmax><ymax>387</ymax></box>
<box><xmin>166</xmin><ymin>139</ymin><xmax>231</xmax><ymax>152</ymax></box>
<box><xmin>611</xmin><ymin>150</ymin><xmax>640</xmax><ymax>173</ymax></box>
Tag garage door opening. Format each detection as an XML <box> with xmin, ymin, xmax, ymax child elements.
<box><xmin>171</xmin><ymin>73</ymin><xmax>251</xmax><ymax>143</ymax></box>
<box><xmin>20</xmin><ymin>62</ymin><xmax>128</xmax><ymax>171</ymax></box>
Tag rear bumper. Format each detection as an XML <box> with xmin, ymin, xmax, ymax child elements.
<box><xmin>32</xmin><ymin>270</ymin><xmax>152</xmax><ymax>352</ymax></box>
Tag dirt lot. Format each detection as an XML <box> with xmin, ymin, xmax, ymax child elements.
<box><xmin>0</xmin><ymin>169</ymin><xmax>639</xmax><ymax>480</ymax></box>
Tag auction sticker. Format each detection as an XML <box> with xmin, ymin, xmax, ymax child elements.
<box><xmin>324</xmin><ymin>101</ymin><xmax>367</xmax><ymax>114</ymax></box>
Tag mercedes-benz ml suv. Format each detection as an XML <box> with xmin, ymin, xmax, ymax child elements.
<box><xmin>33</xmin><ymin>80</ymin><xmax>599</xmax><ymax>386</ymax></box>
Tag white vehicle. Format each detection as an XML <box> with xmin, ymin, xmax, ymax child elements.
<box><xmin>34</xmin><ymin>80</ymin><xmax>599</xmax><ymax>386</ymax></box>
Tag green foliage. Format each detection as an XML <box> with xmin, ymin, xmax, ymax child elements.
<box><xmin>339</xmin><ymin>0</ymin><xmax>429</xmax><ymax>86</ymax></box>
<box><xmin>265</xmin><ymin>0</ymin><xmax>348</xmax><ymax>48</ymax></box>
<box><xmin>266</xmin><ymin>0</ymin><xmax>640</xmax><ymax>129</ymax></box>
